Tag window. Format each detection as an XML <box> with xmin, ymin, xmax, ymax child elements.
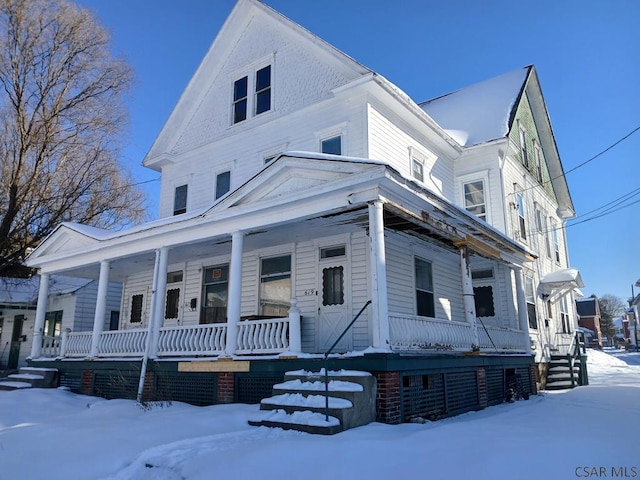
<box><xmin>44</xmin><ymin>311</ymin><xmax>63</xmax><ymax>337</ymax></box>
<box><xmin>471</xmin><ymin>268</ymin><xmax>494</xmax><ymax>280</ymax></box>
<box><xmin>320</xmin><ymin>245</ymin><xmax>345</xmax><ymax>259</ymax></box>
<box><xmin>515</xmin><ymin>192</ymin><xmax>526</xmax><ymax>240</ymax></box>
<box><xmin>167</xmin><ymin>271</ymin><xmax>183</xmax><ymax>283</ymax></box>
<box><xmin>525</xmin><ymin>277</ymin><xmax>537</xmax><ymax>329</ymax></box>
<box><xmin>201</xmin><ymin>265</ymin><xmax>229</xmax><ymax>324</ymax></box>
<box><xmin>165</xmin><ymin>271</ymin><xmax>183</xmax><ymax>320</ymax></box>
<box><xmin>552</xmin><ymin>224</ymin><xmax>561</xmax><ymax>263</ymax></box>
<box><xmin>255</xmin><ymin>65</ymin><xmax>271</xmax><ymax>115</ymax></box>
<box><xmin>130</xmin><ymin>294</ymin><xmax>144</xmax><ymax>323</ymax></box>
<box><xmin>474</xmin><ymin>286</ymin><xmax>495</xmax><ymax>317</ymax></box>
<box><xmin>233</xmin><ymin>64</ymin><xmax>271</xmax><ymax>124</ymax></box>
<box><xmin>560</xmin><ymin>296</ymin><xmax>570</xmax><ymax>334</ymax></box>
<box><xmin>463</xmin><ymin>180</ymin><xmax>486</xmax><ymax>220</ymax></box>
<box><xmin>109</xmin><ymin>311</ymin><xmax>120</xmax><ymax>331</ymax></box>
<box><xmin>415</xmin><ymin>257</ymin><xmax>435</xmax><ymax>318</ymax></box>
<box><xmin>260</xmin><ymin>255</ymin><xmax>291</xmax><ymax>316</ymax></box>
<box><xmin>412</xmin><ymin>156</ymin><xmax>424</xmax><ymax>182</ymax></box>
<box><xmin>233</xmin><ymin>75</ymin><xmax>248</xmax><ymax>124</ymax></box>
<box><xmin>321</xmin><ymin>135</ymin><xmax>342</xmax><ymax>155</ymax></box>
<box><xmin>215</xmin><ymin>171</ymin><xmax>231</xmax><ymax>199</ymax></box>
<box><xmin>534</xmin><ymin>143</ymin><xmax>543</xmax><ymax>182</ymax></box>
<box><xmin>519</xmin><ymin>125</ymin><xmax>529</xmax><ymax>168</ymax></box>
<box><xmin>323</xmin><ymin>266</ymin><xmax>344</xmax><ymax>306</ymax></box>
<box><xmin>174</xmin><ymin>184</ymin><xmax>187</xmax><ymax>215</ymax></box>
<box><xmin>542</xmin><ymin>214</ymin><xmax>551</xmax><ymax>258</ymax></box>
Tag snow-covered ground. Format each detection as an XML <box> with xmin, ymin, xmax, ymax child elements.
<box><xmin>1</xmin><ymin>350</ymin><xmax>638</xmax><ymax>480</ymax></box>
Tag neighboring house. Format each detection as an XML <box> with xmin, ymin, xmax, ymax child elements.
<box><xmin>0</xmin><ymin>276</ymin><xmax>122</xmax><ymax>369</ymax></box>
<box><xmin>23</xmin><ymin>0</ymin><xmax>583</xmax><ymax>421</ymax></box>
<box><xmin>575</xmin><ymin>298</ymin><xmax>602</xmax><ymax>348</ymax></box>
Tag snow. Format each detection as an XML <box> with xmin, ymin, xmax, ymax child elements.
<box><xmin>1</xmin><ymin>349</ymin><xmax>639</xmax><ymax>480</ymax></box>
<box><xmin>250</xmin><ymin>409</ymin><xmax>341</xmax><ymax>427</ymax></box>
<box><xmin>285</xmin><ymin>368</ymin><xmax>372</xmax><ymax>377</ymax></box>
<box><xmin>420</xmin><ymin>66</ymin><xmax>529</xmax><ymax>147</ymax></box>
<box><xmin>261</xmin><ymin>393</ymin><xmax>352</xmax><ymax>409</ymax></box>
<box><xmin>274</xmin><ymin>379</ymin><xmax>363</xmax><ymax>392</ymax></box>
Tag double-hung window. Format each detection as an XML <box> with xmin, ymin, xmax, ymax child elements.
<box><xmin>463</xmin><ymin>180</ymin><xmax>486</xmax><ymax>220</ymax></box>
<box><xmin>174</xmin><ymin>184</ymin><xmax>188</xmax><ymax>215</ymax></box>
<box><xmin>215</xmin><ymin>171</ymin><xmax>231</xmax><ymax>199</ymax></box>
<box><xmin>560</xmin><ymin>295</ymin><xmax>570</xmax><ymax>334</ymax></box>
<box><xmin>519</xmin><ymin>125</ymin><xmax>529</xmax><ymax>168</ymax></box>
<box><xmin>415</xmin><ymin>257</ymin><xmax>435</xmax><ymax>318</ymax></box>
<box><xmin>552</xmin><ymin>224</ymin><xmax>561</xmax><ymax>263</ymax></box>
<box><xmin>260</xmin><ymin>255</ymin><xmax>291</xmax><ymax>316</ymax></box>
<box><xmin>232</xmin><ymin>64</ymin><xmax>272</xmax><ymax>124</ymax></box>
<box><xmin>534</xmin><ymin>143</ymin><xmax>543</xmax><ymax>182</ymax></box>
<box><xmin>525</xmin><ymin>276</ymin><xmax>537</xmax><ymax>329</ymax></box>
<box><xmin>515</xmin><ymin>192</ymin><xmax>526</xmax><ymax>240</ymax></box>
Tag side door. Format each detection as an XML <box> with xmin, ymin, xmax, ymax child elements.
<box><xmin>317</xmin><ymin>246</ymin><xmax>351</xmax><ymax>353</ymax></box>
<box><xmin>8</xmin><ymin>315</ymin><xmax>25</xmax><ymax>369</ymax></box>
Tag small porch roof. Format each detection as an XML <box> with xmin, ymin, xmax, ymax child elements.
<box><xmin>539</xmin><ymin>268</ymin><xmax>584</xmax><ymax>296</ymax></box>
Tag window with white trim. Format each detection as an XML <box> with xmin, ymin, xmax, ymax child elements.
<box><xmin>259</xmin><ymin>255</ymin><xmax>291</xmax><ymax>316</ymax></box>
<box><xmin>515</xmin><ymin>192</ymin><xmax>526</xmax><ymax>240</ymax></box>
<box><xmin>321</xmin><ymin>135</ymin><xmax>342</xmax><ymax>155</ymax></box>
<box><xmin>164</xmin><ymin>271</ymin><xmax>183</xmax><ymax>320</ymax></box>
<box><xmin>412</xmin><ymin>156</ymin><xmax>424</xmax><ymax>182</ymax></box>
<box><xmin>173</xmin><ymin>184</ymin><xmax>187</xmax><ymax>215</ymax></box>
<box><xmin>415</xmin><ymin>257</ymin><xmax>435</xmax><ymax>318</ymax></box>
<box><xmin>534</xmin><ymin>142</ymin><xmax>543</xmax><ymax>182</ymax></box>
<box><xmin>215</xmin><ymin>171</ymin><xmax>230</xmax><ymax>200</ymax></box>
<box><xmin>463</xmin><ymin>180</ymin><xmax>486</xmax><ymax>220</ymax></box>
<box><xmin>552</xmin><ymin>223</ymin><xmax>561</xmax><ymax>263</ymax></box>
<box><xmin>232</xmin><ymin>63</ymin><xmax>272</xmax><ymax>124</ymax></box>
<box><xmin>525</xmin><ymin>276</ymin><xmax>537</xmax><ymax>329</ymax></box>
<box><xmin>519</xmin><ymin>124</ymin><xmax>529</xmax><ymax>168</ymax></box>
<box><xmin>130</xmin><ymin>294</ymin><xmax>144</xmax><ymax>323</ymax></box>
<box><xmin>560</xmin><ymin>295</ymin><xmax>570</xmax><ymax>334</ymax></box>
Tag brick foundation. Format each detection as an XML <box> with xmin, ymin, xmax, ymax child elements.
<box><xmin>81</xmin><ymin>370</ymin><xmax>93</xmax><ymax>396</ymax></box>
<box><xmin>373</xmin><ymin>371</ymin><xmax>401</xmax><ymax>424</ymax></box>
<box><xmin>477</xmin><ymin>367</ymin><xmax>487</xmax><ymax>408</ymax></box>
<box><xmin>217</xmin><ymin>372</ymin><xmax>235</xmax><ymax>404</ymax></box>
<box><xmin>530</xmin><ymin>364</ymin><xmax>539</xmax><ymax>394</ymax></box>
<box><xmin>142</xmin><ymin>371</ymin><xmax>155</xmax><ymax>402</ymax></box>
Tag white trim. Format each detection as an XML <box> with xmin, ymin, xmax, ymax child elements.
<box><xmin>457</xmin><ymin>170</ymin><xmax>491</xmax><ymax>224</ymax></box>
<box><xmin>316</xmin><ymin>122</ymin><xmax>348</xmax><ymax>155</ymax></box>
<box><xmin>228</xmin><ymin>53</ymin><xmax>275</xmax><ymax>126</ymax></box>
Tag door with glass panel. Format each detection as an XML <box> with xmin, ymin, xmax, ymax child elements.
<box><xmin>318</xmin><ymin>246</ymin><xmax>350</xmax><ymax>352</ymax></box>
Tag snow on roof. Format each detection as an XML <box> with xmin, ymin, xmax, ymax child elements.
<box><xmin>419</xmin><ymin>66</ymin><xmax>530</xmax><ymax>147</ymax></box>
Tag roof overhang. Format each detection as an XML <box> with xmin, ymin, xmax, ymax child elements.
<box><xmin>539</xmin><ymin>268</ymin><xmax>584</xmax><ymax>298</ymax></box>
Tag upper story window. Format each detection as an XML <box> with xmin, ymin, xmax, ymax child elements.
<box><xmin>552</xmin><ymin>223</ymin><xmax>561</xmax><ymax>263</ymax></box>
<box><xmin>412</xmin><ymin>156</ymin><xmax>424</xmax><ymax>182</ymax></box>
<box><xmin>515</xmin><ymin>192</ymin><xmax>526</xmax><ymax>240</ymax></box>
<box><xmin>535</xmin><ymin>206</ymin><xmax>552</xmax><ymax>258</ymax></box>
<box><xmin>232</xmin><ymin>63</ymin><xmax>272</xmax><ymax>125</ymax></box>
<box><xmin>174</xmin><ymin>184</ymin><xmax>188</xmax><ymax>215</ymax></box>
<box><xmin>525</xmin><ymin>276</ymin><xmax>537</xmax><ymax>329</ymax></box>
<box><xmin>414</xmin><ymin>257</ymin><xmax>435</xmax><ymax>318</ymax></box>
<box><xmin>321</xmin><ymin>135</ymin><xmax>342</xmax><ymax>155</ymax></box>
<box><xmin>463</xmin><ymin>180</ymin><xmax>486</xmax><ymax>221</ymax></box>
<box><xmin>534</xmin><ymin>143</ymin><xmax>543</xmax><ymax>183</ymax></box>
<box><xmin>215</xmin><ymin>171</ymin><xmax>231</xmax><ymax>200</ymax></box>
<box><xmin>519</xmin><ymin>125</ymin><xmax>529</xmax><ymax>168</ymax></box>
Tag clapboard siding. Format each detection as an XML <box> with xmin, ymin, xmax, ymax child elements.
<box><xmin>121</xmin><ymin>271</ymin><xmax>153</xmax><ymax>328</ymax></box>
<box><xmin>294</xmin><ymin>240</ymin><xmax>318</xmax><ymax>351</ymax></box>
<box><xmin>350</xmin><ymin>231</ymin><xmax>370</xmax><ymax>349</ymax></box>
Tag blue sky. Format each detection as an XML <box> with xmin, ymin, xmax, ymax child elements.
<box><xmin>75</xmin><ymin>0</ymin><xmax>639</xmax><ymax>303</ymax></box>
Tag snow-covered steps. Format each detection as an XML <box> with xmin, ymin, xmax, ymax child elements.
<box><xmin>545</xmin><ymin>355</ymin><xmax>585</xmax><ymax>390</ymax></box>
<box><xmin>249</xmin><ymin>369</ymin><xmax>376</xmax><ymax>435</ymax></box>
<box><xmin>0</xmin><ymin>367</ymin><xmax>59</xmax><ymax>391</ymax></box>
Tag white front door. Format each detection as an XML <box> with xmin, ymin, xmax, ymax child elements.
<box><xmin>318</xmin><ymin>255</ymin><xmax>351</xmax><ymax>353</ymax></box>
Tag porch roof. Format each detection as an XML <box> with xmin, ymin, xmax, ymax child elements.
<box><xmin>26</xmin><ymin>153</ymin><xmax>534</xmax><ymax>279</ymax></box>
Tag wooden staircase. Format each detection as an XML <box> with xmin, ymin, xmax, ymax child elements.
<box><xmin>249</xmin><ymin>369</ymin><xmax>376</xmax><ymax>435</ymax></box>
<box><xmin>0</xmin><ymin>367</ymin><xmax>59</xmax><ymax>391</ymax></box>
<box><xmin>546</xmin><ymin>354</ymin><xmax>588</xmax><ymax>390</ymax></box>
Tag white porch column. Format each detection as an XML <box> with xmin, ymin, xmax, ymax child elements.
<box><xmin>459</xmin><ymin>245</ymin><xmax>479</xmax><ymax>349</ymax></box>
<box><xmin>287</xmin><ymin>298</ymin><xmax>302</xmax><ymax>353</ymax></box>
<box><xmin>225</xmin><ymin>231</ymin><xmax>244</xmax><ymax>355</ymax></box>
<box><xmin>369</xmin><ymin>200</ymin><xmax>390</xmax><ymax>349</ymax></box>
<box><xmin>30</xmin><ymin>273</ymin><xmax>50</xmax><ymax>359</ymax></box>
<box><xmin>149</xmin><ymin>247</ymin><xmax>169</xmax><ymax>358</ymax></box>
<box><xmin>513</xmin><ymin>266</ymin><xmax>532</xmax><ymax>353</ymax></box>
<box><xmin>89</xmin><ymin>261</ymin><xmax>111</xmax><ymax>357</ymax></box>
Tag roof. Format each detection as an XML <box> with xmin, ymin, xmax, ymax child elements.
<box><xmin>576</xmin><ymin>298</ymin><xmax>598</xmax><ymax>317</ymax></box>
<box><xmin>419</xmin><ymin>66</ymin><xmax>530</xmax><ymax>147</ymax></box>
<box><xmin>0</xmin><ymin>275</ymin><xmax>92</xmax><ymax>305</ymax></box>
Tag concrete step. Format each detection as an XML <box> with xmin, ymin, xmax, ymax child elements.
<box><xmin>248</xmin><ymin>409</ymin><xmax>343</xmax><ymax>435</ymax></box>
<box><xmin>20</xmin><ymin>367</ymin><xmax>59</xmax><ymax>387</ymax></box>
<box><xmin>7</xmin><ymin>373</ymin><xmax>45</xmax><ymax>388</ymax></box>
<box><xmin>0</xmin><ymin>380</ymin><xmax>33</xmax><ymax>391</ymax></box>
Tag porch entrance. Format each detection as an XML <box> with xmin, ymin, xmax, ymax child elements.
<box><xmin>318</xmin><ymin>246</ymin><xmax>351</xmax><ymax>352</ymax></box>
<box><xmin>8</xmin><ymin>315</ymin><xmax>25</xmax><ymax>369</ymax></box>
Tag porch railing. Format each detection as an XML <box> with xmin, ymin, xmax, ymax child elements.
<box><xmin>157</xmin><ymin>323</ymin><xmax>226</xmax><ymax>356</ymax></box>
<box><xmin>41</xmin><ymin>335</ymin><xmax>61</xmax><ymax>357</ymax></box>
<box><xmin>389</xmin><ymin>313</ymin><xmax>529</xmax><ymax>353</ymax></box>
<box><xmin>99</xmin><ymin>329</ymin><xmax>148</xmax><ymax>357</ymax></box>
<box><xmin>236</xmin><ymin>317</ymin><xmax>289</xmax><ymax>354</ymax></box>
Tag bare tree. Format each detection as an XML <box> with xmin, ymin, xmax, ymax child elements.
<box><xmin>596</xmin><ymin>294</ymin><xmax>626</xmax><ymax>341</ymax></box>
<box><xmin>0</xmin><ymin>0</ymin><xmax>145</xmax><ymax>276</ymax></box>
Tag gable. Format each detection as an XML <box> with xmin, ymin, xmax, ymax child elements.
<box><xmin>144</xmin><ymin>0</ymin><xmax>370</xmax><ymax>167</ymax></box>
<box><xmin>27</xmin><ymin>224</ymin><xmax>102</xmax><ymax>261</ymax></box>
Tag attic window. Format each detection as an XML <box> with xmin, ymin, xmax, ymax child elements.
<box><xmin>519</xmin><ymin>125</ymin><xmax>529</xmax><ymax>168</ymax></box>
<box><xmin>321</xmin><ymin>135</ymin><xmax>342</xmax><ymax>155</ymax></box>
<box><xmin>233</xmin><ymin>76</ymin><xmax>248</xmax><ymax>124</ymax></box>
<box><xmin>232</xmin><ymin>64</ymin><xmax>272</xmax><ymax>124</ymax></box>
<box><xmin>534</xmin><ymin>143</ymin><xmax>543</xmax><ymax>182</ymax></box>
<box><xmin>255</xmin><ymin>65</ymin><xmax>271</xmax><ymax>115</ymax></box>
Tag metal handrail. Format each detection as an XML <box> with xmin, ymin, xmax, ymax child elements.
<box><xmin>322</xmin><ymin>300</ymin><xmax>372</xmax><ymax>422</ymax></box>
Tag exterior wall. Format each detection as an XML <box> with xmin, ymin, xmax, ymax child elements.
<box><xmin>71</xmin><ymin>282</ymin><xmax>123</xmax><ymax>331</ymax></box>
<box><xmin>367</xmin><ymin>103</ymin><xmax>455</xmax><ymax>200</ymax></box>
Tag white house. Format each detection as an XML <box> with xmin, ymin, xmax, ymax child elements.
<box><xmin>0</xmin><ymin>276</ymin><xmax>121</xmax><ymax>369</ymax></box>
<box><xmin>23</xmin><ymin>0</ymin><xmax>584</xmax><ymax>421</ymax></box>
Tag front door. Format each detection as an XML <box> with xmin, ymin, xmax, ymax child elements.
<box><xmin>8</xmin><ymin>315</ymin><xmax>25</xmax><ymax>369</ymax></box>
<box><xmin>318</xmin><ymin>247</ymin><xmax>351</xmax><ymax>353</ymax></box>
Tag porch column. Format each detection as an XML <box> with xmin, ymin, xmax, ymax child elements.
<box><xmin>90</xmin><ymin>261</ymin><xmax>111</xmax><ymax>357</ymax></box>
<box><xmin>30</xmin><ymin>272</ymin><xmax>50</xmax><ymax>359</ymax></box>
<box><xmin>513</xmin><ymin>266</ymin><xmax>532</xmax><ymax>354</ymax></box>
<box><xmin>149</xmin><ymin>247</ymin><xmax>169</xmax><ymax>358</ymax></box>
<box><xmin>369</xmin><ymin>200</ymin><xmax>390</xmax><ymax>349</ymax></box>
<box><xmin>225</xmin><ymin>231</ymin><xmax>244</xmax><ymax>355</ymax></box>
<box><xmin>459</xmin><ymin>245</ymin><xmax>479</xmax><ymax>349</ymax></box>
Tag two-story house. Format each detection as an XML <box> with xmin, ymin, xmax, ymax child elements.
<box><xmin>24</xmin><ymin>0</ymin><xmax>583</xmax><ymax>423</ymax></box>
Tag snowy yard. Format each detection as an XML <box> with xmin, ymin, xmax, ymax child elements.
<box><xmin>1</xmin><ymin>350</ymin><xmax>638</xmax><ymax>480</ymax></box>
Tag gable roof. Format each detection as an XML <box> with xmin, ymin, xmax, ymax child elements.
<box><xmin>576</xmin><ymin>298</ymin><xmax>599</xmax><ymax>317</ymax></box>
<box><xmin>0</xmin><ymin>275</ymin><xmax>92</xmax><ymax>305</ymax></box>
<box><xmin>419</xmin><ymin>66</ymin><xmax>530</xmax><ymax>147</ymax></box>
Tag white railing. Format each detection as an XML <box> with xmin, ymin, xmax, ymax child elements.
<box><xmin>41</xmin><ymin>335</ymin><xmax>61</xmax><ymax>357</ymax></box>
<box><xmin>157</xmin><ymin>323</ymin><xmax>226</xmax><ymax>356</ymax></box>
<box><xmin>236</xmin><ymin>317</ymin><xmax>289</xmax><ymax>354</ymax></box>
<box><xmin>98</xmin><ymin>329</ymin><xmax>148</xmax><ymax>357</ymax></box>
<box><xmin>389</xmin><ymin>313</ymin><xmax>529</xmax><ymax>353</ymax></box>
<box><xmin>554</xmin><ymin>332</ymin><xmax>576</xmax><ymax>355</ymax></box>
<box><xmin>63</xmin><ymin>331</ymin><xmax>92</xmax><ymax>357</ymax></box>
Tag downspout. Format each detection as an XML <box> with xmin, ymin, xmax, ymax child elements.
<box><xmin>137</xmin><ymin>250</ymin><xmax>161</xmax><ymax>404</ymax></box>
